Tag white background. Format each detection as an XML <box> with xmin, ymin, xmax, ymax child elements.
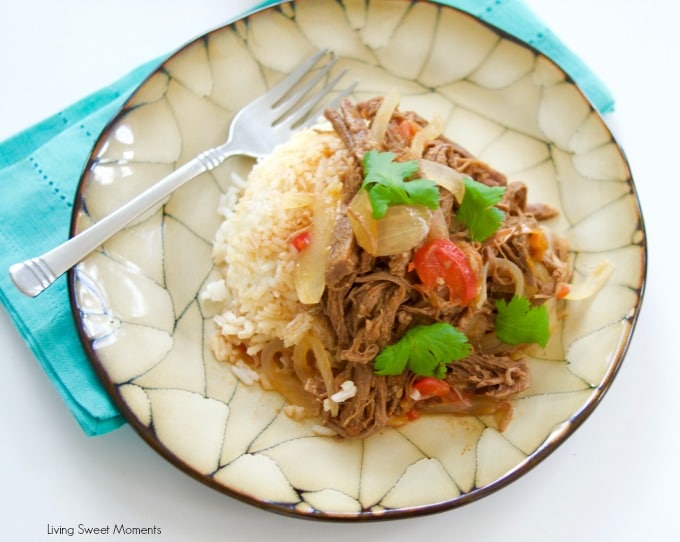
<box><xmin>0</xmin><ymin>1</ymin><xmax>676</xmax><ymax>540</ymax></box>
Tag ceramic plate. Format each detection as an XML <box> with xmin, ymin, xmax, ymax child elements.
<box><xmin>69</xmin><ymin>0</ymin><xmax>646</xmax><ymax>520</ymax></box>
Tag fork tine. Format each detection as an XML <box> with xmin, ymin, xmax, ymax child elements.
<box><xmin>257</xmin><ymin>48</ymin><xmax>330</xmax><ymax>106</ymax></box>
<box><xmin>280</xmin><ymin>72</ymin><xmax>359</xmax><ymax>130</ymax></box>
<box><xmin>298</xmin><ymin>78</ymin><xmax>359</xmax><ymax>128</ymax></box>
<box><xmin>272</xmin><ymin>56</ymin><xmax>337</xmax><ymax>120</ymax></box>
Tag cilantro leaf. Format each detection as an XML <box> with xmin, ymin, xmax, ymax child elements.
<box><xmin>494</xmin><ymin>296</ymin><xmax>550</xmax><ymax>348</ymax></box>
<box><xmin>365</xmin><ymin>184</ymin><xmax>394</xmax><ymax>219</ymax></box>
<box><xmin>363</xmin><ymin>150</ymin><xmax>419</xmax><ymax>186</ymax></box>
<box><xmin>362</xmin><ymin>150</ymin><xmax>440</xmax><ymax>218</ymax></box>
<box><xmin>374</xmin><ymin>322</ymin><xmax>471</xmax><ymax>378</ymax></box>
<box><xmin>399</xmin><ymin>178</ymin><xmax>441</xmax><ymax>208</ymax></box>
<box><xmin>374</xmin><ymin>336</ymin><xmax>411</xmax><ymax>376</ymax></box>
<box><xmin>456</xmin><ymin>177</ymin><xmax>506</xmax><ymax>242</ymax></box>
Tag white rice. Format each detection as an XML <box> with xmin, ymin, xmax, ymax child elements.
<box><xmin>330</xmin><ymin>380</ymin><xmax>357</xmax><ymax>403</ymax></box>
<box><xmin>230</xmin><ymin>359</ymin><xmax>260</xmax><ymax>386</ymax></box>
<box><xmin>206</xmin><ymin>127</ymin><xmax>350</xmax><ymax>363</ymax></box>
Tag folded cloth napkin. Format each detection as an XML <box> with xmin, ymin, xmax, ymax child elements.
<box><xmin>0</xmin><ymin>0</ymin><xmax>614</xmax><ymax>436</ymax></box>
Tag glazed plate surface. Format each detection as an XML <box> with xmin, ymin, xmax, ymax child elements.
<box><xmin>69</xmin><ymin>0</ymin><xmax>645</xmax><ymax>519</ymax></box>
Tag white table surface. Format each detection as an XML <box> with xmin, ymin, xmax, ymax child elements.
<box><xmin>0</xmin><ymin>1</ymin><xmax>675</xmax><ymax>540</ymax></box>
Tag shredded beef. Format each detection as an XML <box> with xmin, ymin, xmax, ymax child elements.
<box><xmin>331</xmin><ymin>275</ymin><xmax>409</xmax><ymax>357</ymax></box>
<box><xmin>446</xmin><ymin>354</ymin><xmax>530</xmax><ymax>398</ymax></box>
<box><xmin>323</xmin><ymin>285</ymin><xmax>352</xmax><ymax>348</ymax></box>
<box><xmin>308</xmin><ymin>98</ymin><xmax>570</xmax><ymax>437</ymax></box>
<box><xmin>325</xmin><ymin>214</ymin><xmax>359</xmax><ymax>288</ymax></box>
<box><xmin>324</xmin><ymin>362</ymin><xmax>388</xmax><ymax>438</ymax></box>
<box><xmin>324</xmin><ymin>100</ymin><xmax>376</xmax><ymax>163</ymax></box>
<box><xmin>526</xmin><ymin>202</ymin><xmax>559</xmax><ymax>221</ymax></box>
<box><xmin>423</xmin><ymin>141</ymin><xmax>508</xmax><ymax>187</ymax></box>
<box><xmin>324</xmin><ymin>363</ymin><xmax>412</xmax><ymax>439</ymax></box>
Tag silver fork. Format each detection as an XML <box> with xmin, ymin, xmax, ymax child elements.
<box><xmin>10</xmin><ymin>49</ymin><xmax>356</xmax><ymax>298</ymax></box>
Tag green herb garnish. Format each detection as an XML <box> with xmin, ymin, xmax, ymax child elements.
<box><xmin>456</xmin><ymin>177</ymin><xmax>506</xmax><ymax>242</ymax></box>
<box><xmin>373</xmin><ymin>322</ymin><xmax>471</xmax><ymax>379</ymax></box>
<box><xmin>362</xmin><ymin>150</ymin><xmax>440</xmax><ymax>219</ymax></box>
<box><xmin>494</xmin><ymin>295</ymin><xmax>550</xmax><ymax>348</ymax></box>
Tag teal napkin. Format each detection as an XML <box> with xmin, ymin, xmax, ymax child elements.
<box><xmin>0</xmin><ymin>0</ymin><xmax>614</xmax><ymax>436</ymax></box>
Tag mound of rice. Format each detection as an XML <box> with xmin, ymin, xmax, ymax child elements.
<box><xmin>206</xmin><ymin>127</ymin><xmax>349</xmax><ymax>364</ymax></box>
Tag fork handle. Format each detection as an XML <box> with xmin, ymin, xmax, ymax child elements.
<box><xmin>9</xmin><ymin>146</ymin><xmax>237</xmax><ymax>297</ymax></box>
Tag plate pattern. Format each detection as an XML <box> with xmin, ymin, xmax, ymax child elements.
<box><xmin>70</xmin><ymin>0</ymin><xmax>645</xmax><ymax>519</ymax></box>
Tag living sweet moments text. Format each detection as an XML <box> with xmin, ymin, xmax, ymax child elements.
<box><xmin>47</xmin><ymin>523</ymin><xmax>162</xmax><ymax>536</ymax></box>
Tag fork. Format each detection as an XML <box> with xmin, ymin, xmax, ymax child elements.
<box><xmin>9</xmin><ymin>49</ymin><xmax>356</xmax><ymax>298</ymax></box>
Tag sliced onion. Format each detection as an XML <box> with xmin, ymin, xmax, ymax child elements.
<box><xmin>493</xmin><ymin>257</ymin><xmax>526</xmax><ymax>298</ymax></box>
<box><xmin>418</xmin><ymin>159</ymin><xmax>466</xmax><ymax>203</ymax></box>
<box><xmin>370</xmin><ymin>89</ymin><xmax>400</xmax><ymax>144</ymax></box>
<box><xmin>375</xmin><ymin>205</ymin><xmax>431</xmax><ymax>256</ymax></box>
<box><xmin>347</xmin><ymin>190</ymin><xmax>432</xmax><ymax>256</ymax></box>
<box><xmin>294</xmin><ymin>334</ymin><xmax>337</xmax><ymax>416</ymax></box>
<box><xmin>561</xmin><ymin>260</ymin><xmax>614</xmax><ymax>300</ymax></box>
<box><xmin>292</xmin><ymin>339</ymin><xmax>316</xmax><ymax>384</ymax></box>
<box><xmin>427</xmin><ymin>208</ymin><xmax>449</xmax><ymax>241</ymax></box>
<box><xmin>419</xmin><ymin>396</ymin><xmax>513</xmax><ymax>431</ymax></box>
<box><xmin>530</xmin><ymin>261</ymin><xmax>553</xmax><ymax>293</ymax></box>
<box><xmin>261</xmin><ymin>340</ymin><xmax>318</xmax><ymax>415</ymax></box>
<box><xmin>411</xmin><ymin>113</ymin><xmax>444</xmax><ymax>158</ymax></box>
<box><xmin>295</xmin><ymin>188</ymin><xmax>339</xmax><ymax>304</ymax></box>
<box><xmin>475</xmin><ymin>261</ymin><xmax>490</xmax><ymax>309</ymax></box>
<box><xmin>347</xmin><ymin>189</ymin><xmax>378</xmax><ymax>254</ymax></box>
